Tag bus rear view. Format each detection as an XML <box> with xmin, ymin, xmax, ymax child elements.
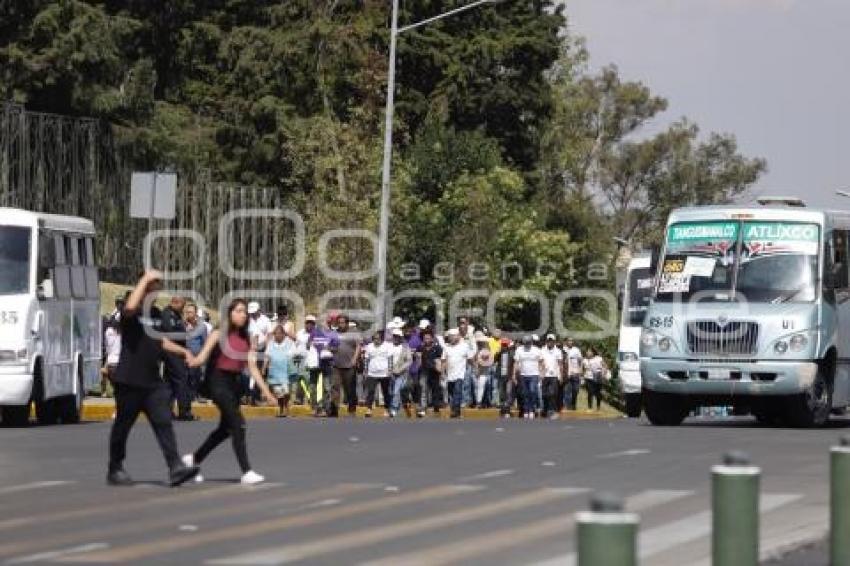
<box><xmin>640</xmin><ymin>199</ymin><xmax>850</xmax><ymax>427</ymax></box>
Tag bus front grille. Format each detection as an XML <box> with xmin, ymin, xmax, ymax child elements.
<box><xmin>686</xmin><ymin>321</ymin><xmax>759</xmax><ymax>356</ymax></box>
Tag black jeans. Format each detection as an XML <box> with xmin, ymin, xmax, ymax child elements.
<box><xmin>194</xmin><ymin>370</ymin><xmax>251</xmax><ymax>474</ymax></box>
<box><xmin>564</xmin><ymin>375</ymin><xmax>581</xmax><ymax>410</ymax></box>
<box><xmin>419</xmin><ymin>368</ymin><xmax>443</xmax><ymax>411</ymax></box>
<box><xmin>365</xmin><ymin>377</ymin><xmax>390</xmax><ymax>410</ymax></box>
<box><xmin>109</xmin><ymin>382</ymin><xmax>181</xmax><ymax>473</ymax></box>
<box><xmin>164</xmin><ymin>353</ymin><xmax>193</xmax><ymax>417</ymax></box>
<box><xmin>542</xmin><ymin>376</ymin><xmax>560</xmax><ymax>416</ymax></box>
<box><xmin>331</xmin><ymin>367</ymin><xmax>357</xmax><ymax>414</ymax></box>
<box><xmin>586</xmin><ymin>379</ymin><xmax>603</xmax><ymax>410</ymax></box>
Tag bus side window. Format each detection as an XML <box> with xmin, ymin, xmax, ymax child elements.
<box><xmin>828</xmin><ymin>231</ymin><xmax>849</xmax><ymax>289</ymax></box>
<box><xmin>69</xmin><ymin>236</ymin><xmax>87</xmax><ymax>300</ymax></box>
<box><xmin>83</xmin><ymin>237</ymin><xmax>99</xmax><ymax>299</ymax></box>
<box><xmin>53</xmin><ymin>235</ymin><xmax>72</xmax><ymax>300</ymax></box>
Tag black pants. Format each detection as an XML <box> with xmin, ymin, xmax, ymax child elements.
<box><xmin>564</xmin><ymin>375</ymin><xmax>581</xmax><ymax>410</ymax></box>
<box><xmin>194</xmin><ymin>370</ymin><xmax>251</xmax><ymax>474</ymax></box>
<box><xmin>109</xmin><ymin>382</ymin><xmax>181</xmax><ymax>473</ymax></box>
<box><xmin>165</xmin><ymin>353</ymin><xmax>193</xmax><ymax>417</ymax></box>
<box><xmin>422</xmin><ymin>368</ymin><xmax>442</xmax><ymax>410</ymax></box>
<box><xmin>331</xmin><ymin>367</ymin><xmax>357</xmax><ymax>414</ymax></box>
<box><xmin>365</xmin><ymin>377</ymin><xmax>390</xmax><ymax>410</ymax></box>
<box><xmin>542</xmin><ymin>376</ymin><xmax>560</xmax><ymax>416</ymax></box>
<box><xmin>586</xmin><ymin>380</ymin><xmax>603</xmax><ymax>410</ymax></box>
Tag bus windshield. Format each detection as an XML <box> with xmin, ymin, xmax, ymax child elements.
<box><xmin>624</xmin><ymin>267</ymin><xmax>653</xmax><ymax>326</ymax></box>
<box><xmin>0</xmin><ymin>226</ymin><xmax>31</xmax><ymax>295</ymax></box>
<box><xmin>655</xmin><ymin>220</ymin><xmax>819</xmax><ymax>303</ymax></box>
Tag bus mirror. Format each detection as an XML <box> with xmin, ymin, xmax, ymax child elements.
<box><xmin>37</xmin><ymin>280</ymin><xmax>54</xmax><ymax>300</ymax></box>
<box><xmin>649</xmin><ymin>245</ymin><xmax>660</xmax><ymax>273</ymax></box>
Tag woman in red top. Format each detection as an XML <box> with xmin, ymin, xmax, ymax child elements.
<box><xmin>185</xmin><ymin>298</ymin><xmax>275</xmax><ymax>485</ymax></box>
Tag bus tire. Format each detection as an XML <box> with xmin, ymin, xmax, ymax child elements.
<box><xmin>643</xmin><ymin>389</ymin><xmax>687</xmax><ymax>426</ymax></box>
<box><xmin>785</xmin><ymin>366</ymin><xmax>831</xmax><ymax>428</ymax></box>
<box><xmin>58</xmin><ymin>361</ymin><xmax>84</xmax><ymax>424</ymax></box>
<box><xmin>1</xmin><ymin>405</ymin><xmax>31</xmax><ymax>427</ymax></box>
<box><xmin>624</xmin><ymin>393</ymin><xmax>642</xmax><ymax>418</ymax></box>
<box><xmin>34</xmin><ymin>363</ymin><xmax>58</xmax><ymax>426</ymax></box>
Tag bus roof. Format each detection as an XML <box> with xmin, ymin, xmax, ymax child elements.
<box><xmin>666</xmin><ymin>204</ymin><xmax>833</xmax><ymax>226</ymax></box>
<box><xmin>0</xmin><ymin>208</ymin><xmax>95</xmax><ymax>234</ymax></box>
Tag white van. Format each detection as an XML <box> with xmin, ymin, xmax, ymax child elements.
<box><xmin>618</xmin><ymin>255</ymin><xmax>653</xmax><ymax>417</ymax></box>
<box><xmin>0</xmin><ymin>209</ymin><xmax>101</xmax><ymax>426</ymax></box>
<box><xmin>641</xmin><ymin>198</ymin><xmax>850</xmax><ymax>427</ymax></box>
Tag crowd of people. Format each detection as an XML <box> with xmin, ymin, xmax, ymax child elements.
<box><xmin>102</xmin><ymin>295</ymin><xmax>613</xmax><ymax>422</ymax></box>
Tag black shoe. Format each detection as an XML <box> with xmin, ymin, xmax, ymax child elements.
<box><xmin>169</xmin><ymin>464</ymin><xmax>200</xmax><ymax>487</ymax></box>
<box><xmin>107</xmin><ymin>468</ymin><xmax>133</xmax><ymax>486</ymax></box>
<box><xmin>176</xmin><ymin>414</ymin><xmax>199</xmax><ymax>422</ymax></box>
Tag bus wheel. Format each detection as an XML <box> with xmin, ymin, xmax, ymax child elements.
<box><xmin>643</xmin><ymin>390</ymin><xmax>687</xmax><ymax>426</ymax></box>
<box><xmin>752</xmin><ymin>407</ymin><xmax>783</xmax><ymax>427</ymax></box>
<box><xmin>1</xmin><ymin>405</ymin><xmax>31</xmax><ymax>427</ymax></box>
<box><xmin>34</xmin><ymin>363</ymin><xmax>58</xmax><ymax>426</ymax></box>
<box><xmin>58</xmin><ymin>362</ymin><xmax>84</xmax><ymax>424</ymax></box>
<box><xmin>624</xmin><ymin>393</ymin><xmax>642</xmax><ymax>418</ymax></box>
<box><xmin>785</xmin><ymin>367</ymin><xmax>831</xmax><ymax>428</ymax></box>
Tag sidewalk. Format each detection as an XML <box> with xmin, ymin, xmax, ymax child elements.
<box><xmin>82</xmin><ymin>397</ymin><xmax>621</xmax><ymax>421</ymax></box>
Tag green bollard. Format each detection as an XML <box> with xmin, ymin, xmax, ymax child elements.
<box><xmin>831</xmin><ymin>436</ymin><xmax>850</xmax><ymax>566</ymax></box>
<box><xmin>712</xmin><ymin>451</ymin><xmax>760</xmax><ymax>566</ymax></box>
<box><xmin>577</xmin><ymin>492</ymin><xmax>639</xmax><ymax>566</ymax></box>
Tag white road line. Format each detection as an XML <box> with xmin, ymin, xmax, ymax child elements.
<box><xmin>208</xmin><ymin>488</ymin><xmax>588</xmax><ymax>565</ymax></box>
<box><xmin>598</xmin><ymin>449</ymin><xmax>651</xmax><ymax>459</ymax></box>
<box><xmin>5</xmin><ymin>543</ymin><xmax>108</xmax><ymax>565</ymax></box>
<box><xmin>461</xmin><ymin>469</ymin><xmax>515</xmax><ymax>481</ymax></box>
<box><xmin>0</xmin><ymin>481</ymin><xmax>74</xmax><ymax>496</ymax></box>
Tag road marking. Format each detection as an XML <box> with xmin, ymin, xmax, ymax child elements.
<box><xmin>56</xmin><ymin>484</ymin><xmax>482</xmax><ymax>563</ymax></box>
<box><xmin>0</xmin><ymin>481</ymin><xmax>74</xmax><ymax>496</ymax></box>
<box><xmin>461</xmin><ymin>469</ymin><xmax>515</xmax><ymax>481</ymax></box>
<box><xmin>0</xmin><ymin>483</ymin><xmax>282</xmax><ymax>532</ymax></box>
<box><xmin>625</xmin><ymin>490</ymin><xmax>694</xmax><ymax>512</ymax></box>
<box><xmin>367</xmin><ymin>489</ymin><xmax>691</xmax><ymax>566</ymax></box>
<box><xmin>207</xmin><ymin>487</ymin><xmax>587</xmax><ymax>565</ymax></box>
<box><xmin>598</xmin><ymin>449</ymin><xmax>651</xmax><ymax>459</ymax></box>
<box><xmin>4</xmin><ymin>543</ymin><xmax>108</xmax><ymax>565</ymax></box>
<box><xmin>0</xmin><ymin>484</ymin><xmax>376</xmax><ymax>559</ymax></box>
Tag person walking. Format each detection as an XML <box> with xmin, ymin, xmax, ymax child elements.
<box><xmin>184</xmin><ymin>298</ymin><xmax>277</xmax><ymax>485</ymax></box>
<box><xmin>331</xmin><ymin>314</ymin><xmax>360</xmax><ymax>417</ymax></box>
<box><xmin>473</xmin><ymin>332</ymin><xmax>493</xmax><ymax>408</ymax></box>
<box><xmin>388</xmin><ymin>328</ymin><xmax>413</xmax><ymax>418</ymax></box>
<box><xmin>161</xmin><ymin>295</ymin><xmax>195</xmax><ymax>421</ymax></box>
<box><xmin>512</xmin><ymin>336</ymin><xmax>544</xmax><ymax>419</ymax></box>
<box><xmin>563</xmin><ymin>338</ymin><xmax>583</xmax><ymax>411</ymax></box>
<box><xmin>457</xmin><ymin>318</ymin><xmax>477</xmax><ymax>407</ymax></box>
<box><xmin>363</xmin><ymin>331</ymin><xmax>393</xmax><ymax>418</ymax></box>
<box><xmin>107</xmin><ymin>271</ymin><xmax>200</xmax><ymax>487</ymax></box>
<box><xmin>101</xmin><ymin>317</ymin><xmax>121</xmax><ymax>398</ymax></box>
<box><xmin>263</xmin><ymin>325</ymin><xmax>296</xmax><ymax>417</ymax></box>
<box><xmin>442</xmin><ymin>328</ymin><xmax>472</xmax><ymax>419</ymax></box>
<box><xmin>583</xmin><ymin>346</ymin><xmax>608</xmax><ymax>411</ymax></box>
<box><xmin>184</xmin><ymin>302</ymin><xmax>208</xmax><ymax>405</ymax></box>
<box><xmin>541</xmin><ymin>334</ymin><xmax>563</xmax><ymax>419</ymax></box>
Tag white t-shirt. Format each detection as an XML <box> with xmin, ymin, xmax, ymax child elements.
<box><xmin>541</xmin><ymin>345</ymin><xmax>563</xmax><ymax>378</ymax></box>
<box><xmin>296</xmin><ymin>329</ymin><xmax>319</xmax><ymax>369</ymax></box>
<box><xmin>365</xmin><ymin>342</ymin><xmax>393</xmax><ymax>378</ymax></box>
<box><xmin>514</xmin><ymin>346</ymin><xmax>543</xmax><ymax>377</ymax></box>
<box><xmin>565</xmin><ymin>346</ymin><xmax>583</xmax><ymax>376</ymax></box>
<box><xmin>584</xmin><ymin>355</ymin><xmax>606</xmax><ymax>381</ymax></box>
<box><xmin>104</xmin><ymin>327</ymin><xmax>121</xmax><ymax>366</ymax></box>
<box><xmin>442</xmin><ymin>342</ymin><xmax>472</xmax><ymax>382</ymax></box>
<box><xmin>249</xmin><ymin>314</ymin><xmax>272</xmax><ymax>349</ymax></box>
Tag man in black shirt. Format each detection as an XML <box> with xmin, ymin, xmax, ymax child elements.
<box><xmin>161</xmin><ymin>295</ymin><xmax>194</xmax><ymax>421</ymax></box>
<box><xmin>107</xmin><ymin>271</ymin><xmax>199</xmax><ymax>487</ymax></box>
<box><xmin>418</xmin><ymin>330</ymin><xmax>444</xmax><ymax>416</ymax></box>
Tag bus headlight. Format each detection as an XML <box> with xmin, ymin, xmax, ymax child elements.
<box><xmin>789</xmin><ymin>334</ymin><xmax>809</xmax><ymax>352</ymax></box>
<box><xmin>619</xmin><ymin>352</ymin><xmax>639</xmax><ymax>362</ymax></box>
<box><xmin>774</xmin><ymin>341</ymin><xmax>788</xmax><ymax>354</ymax></box>
<box><xmin>658</xmin><ymin>337</ymin><xmax>672</xmax><ymax>352</ymax></box>
<box><xmin>641</xmin><ymin>329</ymin><xmax>657</xmax><ymax>348</ymax></box>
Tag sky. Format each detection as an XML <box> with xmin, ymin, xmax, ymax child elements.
<box><xmin>563</xmin><ymin>0</ymin><xmax>850</xmax><ymax>209</ymax></box>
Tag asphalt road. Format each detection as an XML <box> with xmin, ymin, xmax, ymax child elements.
<box><xmin>0</xmin><ymin>414</ymin><xmax>846</xmax><ymax>565</ymax></box>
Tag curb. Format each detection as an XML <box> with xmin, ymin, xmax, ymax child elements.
<box><xmin>81</xmin><ymin>400</ymin><xmax>620</xmax><ymax>422</ymax></box>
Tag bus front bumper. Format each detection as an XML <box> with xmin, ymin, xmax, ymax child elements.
<box><xmin>641</xmin><ymin>358</ymin><xmax>818</xmax><ymax>397</ymax></box>
<box><xmin>0</xmin><ymin>365</ymin><xmax>33</xmax><ymax>405</ymax></box>
<box><xmin>618</xmin><ymin>361</ymin><xmax>642</xmax><ymax>394</ymax></box>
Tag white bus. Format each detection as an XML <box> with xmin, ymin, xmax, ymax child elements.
<box><xmin>641</xmin><ymin>198</ymin><xmax>850</xmax><ymax>427</ymax></box>
<box><xmin>0</xmin><ymin>209</ymin><xmax>101</xmax><ymax>426</ymax></box>
<box><xmin>618</xmin><ymin>255</ymin><xmax>653</xmax><ymax>417</ymax></box>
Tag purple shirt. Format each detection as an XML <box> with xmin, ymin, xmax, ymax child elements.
<box><xmin>407</xmin><ymin>330</ymin><xmax>423</xmax><ymax>376</ymax></box>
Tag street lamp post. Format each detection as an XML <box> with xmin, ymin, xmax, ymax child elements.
<box><xmin>375</xmin><ymin>0</ymin><xmax>502</xmax><ymax>329</ymax></box>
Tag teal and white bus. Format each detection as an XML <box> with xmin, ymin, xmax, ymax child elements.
<box><xmin>641</xmin><ymin>198</ymin><xmax>850</xmax><ymax>427</ymax></box>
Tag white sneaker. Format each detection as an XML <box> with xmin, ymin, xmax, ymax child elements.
<box><xmin>182</xmin><ymin>454</ymin><xmax>204</xmax><ymax>483</ymax></box>
<box><xmin>241</xmin><ymin>470</ymin><xmax>265</xmax><ymax>485</ymax></box>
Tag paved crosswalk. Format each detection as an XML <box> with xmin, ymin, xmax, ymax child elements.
<box><xmin>0</xmin><ymin>478</ymin><xmax>828</xmax><ymax>565</ymax></box>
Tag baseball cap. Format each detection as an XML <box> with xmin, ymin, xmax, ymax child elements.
<box><xmin>392</xmin><ymin>328</ymin><xmax>404</xmax><ymax>337</ymax></box>
<box><xmin>446</xmin><ymin>328</ymin><xmax>460</xmax><ymax>337</ymax></box>
<box><xmin>532</xmin><ymin>334</ymin><xmax>540</xmax><ymax>342</ymax></box>
<box><xmin>247</xmin><ymin>302</ymin><xmax>260</xmax><ymax>314</ymax></box>
<box><xmin>546</xmin><ymin>333</ymin><xmax>556</xmax><ymax>341</ymax></box>
<box><xmin>418</xmin><ymin>319</ymin><xmax>430</xmax><ymax>330</ymax></box>
<box><xmin>522</xmin><ymin>335</ymin><xmax>532</xmax><ymax>344</ymax></box>
<box><xmin>305</xmin><ymin>314</ymin><xmax>317</xmax><ymax>322</ymax></box>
